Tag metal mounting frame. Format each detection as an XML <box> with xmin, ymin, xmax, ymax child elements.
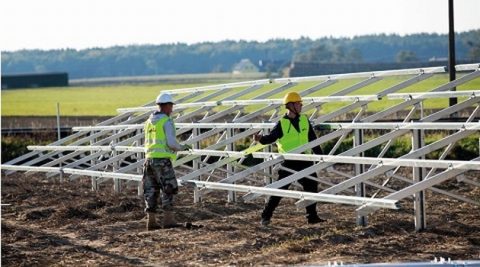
<box><xmin>2</xmin><ymin>64</ymin><xmax>479</xmax><ymax>231</ymax></box>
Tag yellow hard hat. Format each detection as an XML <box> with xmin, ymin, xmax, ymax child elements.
<box><xmin>283</xmin><ymin>92</ymin><xmax>302</xmax><ymax>104</ymax></box>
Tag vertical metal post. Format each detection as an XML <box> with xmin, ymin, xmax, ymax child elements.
<box><xmin>193</xmin><ymin>128</ymin><xmax>202</xmax><ymax>203</ymax></box>
<box><xmin>227</xmin><ymin>128</ymin><xmax>236</xmax><ymax>202</ymax></box>
<box><xmin>448</xmin><ymin>0</ymin><xmax>457</xmax><ymax>108</ymax></box>
<box><xmin>56</xmin><ymin>103</ymin><xmax>61</xmax><ymax>140</ymax></box>
<box><xmin>113</xmin><ymin>131</ymin><xmax>121</xmax><ymax>193</ymax></box>
<box><xmin>263</xmin><ymin>129</ymin><xmax>272</xmax><ymax>204</ymax></box>
<box><xmin>412</xmin><ymin>129</ymin><xmax>427</xmax><ymax>231</ymax></box>
<box><xmin>137</xmin><ymin>129</ymin><xmax>143</xmax><ymax>196</ymax></box>
<box><xmin>266</xmin><ymin>132</ymin><xmax>273</xmax><ymax>180</ymax></box>
<box><xmin>90</xmin><ymin>132</ymin><xmax>98</xmax><ymax>191</ymax></box>
<box><xmin>56</xmin><ymin>103</ymin><xmax>63</xmax><ymax>182</ymax></box>
<box><xmin>354</xmin><ymin>129</ymin><xmax>367</xmax><ymax>226</ymax></box>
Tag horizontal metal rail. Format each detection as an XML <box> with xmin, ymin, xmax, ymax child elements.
<box><xmin>162</xmin><ymin>79</ymin><xmax>272</xmax><ymax>95</ymax></box>
<box><xmin>315</xmin><ymin>122</ymin><xmax>480</xmax><ymax>130</ymax></box>
<box><xmin>73</xmin><ymin>121</ymin><xmax>480</xmax><ymax>132</ymax></box>
<box><xmin>274</xmin><ymin>67</ymin><xmax>445</xmax><ymax>84</ymax></box>
<box><xmin>1</xmin><ymin>165</ymin><xmax>142</xmax><ymax>181</ymax></box>
<box><xmin>116</xmin><ymin>94</ymin><xmax>381</xmax><ymax>113</ymax></box>
<box><xmin>388</xmin><ymin>90</ymin><xmax>479</xmax><ymax>99</ymax></box>
<box><xmin>156</xmin><ymin>66</ymin><xmax>445</xmax><ymax>95</ymax></box>
<box><xmin>73</xmin><ymin>123</ymin><xmax>276</xmax><ymax>131</ymax></box>
<box><xmin>72</xmin><ymin>125</ymin><xmax>144</xmax><ymax>131</ymax></box>
<box><xmin>27</xmin><ymin>145</ymin><xmax>145</xmax><ymax>153</ymax></box>
<box><xmin>455</xmin><ymin>63</ymin><xmax>480</xmax><ymax>71</ymax></box>
<box><xmin>179</xmin><ymin>150</ymin><xmax>480</xmax><ymax>171</ymax></box>
<box><xmin>184</xmin><ymin>180</ymin><xmax>399</xmax><ymax>209</ymax></box>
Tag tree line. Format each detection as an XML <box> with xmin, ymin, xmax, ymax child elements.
<box><xmin>1</xmin><ymin>30</ymin><xmax>479</xmax><ymax>79</ymax></box>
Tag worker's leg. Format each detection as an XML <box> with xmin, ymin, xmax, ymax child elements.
<box><xmin>143</xmin><ymin>159</ymin><xmax>161</xmax><ymax>230</ymax></box>
<box><xmin>298</xmin><ymin>168</ymin><xmax>325</xmax><ymax>224</ymax></box>
<box><xmin>298</xmin><ymin>176</ymin><xmax>319</xmax><ymax>219</ymax></box>
<box><xmin>152</xmin><ymin>158</ymin><xmax>178</xmax><ymax>227</ymax></box>
<box><xmin>143</xmin><ymin>159</ymin><xmax>161</xmax><ymax>213</ymax></box>
<box><xmin>261</xmin><ymin>169</ymin><xmax>290</xmax><ymax>221</ymax></box>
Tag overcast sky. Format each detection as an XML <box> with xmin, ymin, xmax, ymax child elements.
<box><xmin>1</xmin><ymin>0</ymin><xmax>479</xmax><ymax>51</ymax></box>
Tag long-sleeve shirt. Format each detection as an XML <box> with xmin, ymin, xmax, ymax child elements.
<box><xmin>259</xmin><ymin>114</ymin><xmax>323</xmax><ymax>155</ymax></box>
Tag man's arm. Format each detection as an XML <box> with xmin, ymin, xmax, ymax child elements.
<box><xmin>164</xmin><ymin>119</ymin><xmax>186</xmax><ymax>151</ymax></box>
<box><xmin>253</xmin><ymin>122</ymin><xmax>283</xmax><ymax>145</ymax></box>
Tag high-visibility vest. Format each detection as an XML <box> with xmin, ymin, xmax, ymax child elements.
<box><xmin>144</xmin><ymin>116</ymin><xmax>176</xmax><ymax>160</ymax></box>
<box><xmin>276</xmin><ymin>114</ymin><xmax>311</xmax><ymax>154</ymax></box>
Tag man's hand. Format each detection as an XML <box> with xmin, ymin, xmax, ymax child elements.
<box><xmin>182</xmin><ymin>144</ymin><xmax>193</xmax><ymax>151</ymax></box>
<box><xmin>252</xmin><ymin>134</ymin><xmax>262</xmax><ymax>142</ymax></box>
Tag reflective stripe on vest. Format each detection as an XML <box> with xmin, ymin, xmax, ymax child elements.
<box><xmin>144</xmin><ymin>116</ymin><xmax>177</xmax><ymax>160</ymax></box>
<box><xmin>276</xmin><ymin>114</ymin><xmax>311</xmax><ymax>154</ymax></box>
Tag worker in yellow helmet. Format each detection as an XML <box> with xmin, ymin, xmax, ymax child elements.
<box><xmin>253</xmin><ymin>91</ymin><xmax>325</xmax><ymax>226</ymax></box>
<box><xmin>143</xmin><ymin>92</ymin><xmax>191</xmax><ymax>230</ymax></box>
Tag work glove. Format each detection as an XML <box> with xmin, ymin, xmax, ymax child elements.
<box><xmin>252</xmin><ymin>134</ymin><xmax>262</xmax><ymax>142</ymax></box>
<box><xmin>183</xmin><ymin>144</ymin><xmax>193</xmax><ymax>151</ymax></box>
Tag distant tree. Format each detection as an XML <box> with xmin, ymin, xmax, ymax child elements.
<box><xmin>294</xmin><ymin>43</ymin><xmax>332</xmax><ymax>63</ymax></box>
<box><xmin>331</xmin><ymin>45</ymin><xmax>346</xmax><ymax>63</ymax></box>
<box><xmin>396</xmin><ymin>50</ymin><xmax>418</xmax><ymax>63</ymax></box>
<box><xmin>347</xmin><ymin>48</ymin><xmax>363</xmax><ymax>63</ymax></box>
<box><xmin>469</xmin><ymin>45</ymin><xmax>480</xmax><ymax>60</ymax></box>
<box><xmin>294</xmin><ymin>43</ymin><xmax>363</xmax><ymax>63</ymax></box>
<box><xmin>1</xmin><ymin>31</ymin><xmax>477</xmax><ymax>78</ymax></box>
<box><xmin>464</xmin><ymin>30</ymin><xmax>480</xmax><ymax>60</ymax></box>
<box><xmin>467</xmin><ymin>40</ymin><xmax>480</xmax><ymax>60</ymax></box>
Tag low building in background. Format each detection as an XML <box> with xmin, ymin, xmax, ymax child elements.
<box><xmin>1</xmin><ymin>72</ymin><xmax>68</xmax><ymax>89</ymax></box>
<box><xmin>232</xmin><ymin>59</ymin><xmax>259</xmax><ymax>74</ymax></box>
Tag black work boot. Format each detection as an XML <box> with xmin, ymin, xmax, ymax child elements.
<box><xmin>260</xmin><ymin>217</ymin><xmax>271</xmax><ymax>226</ymax></box>
<box><xmin>260</xmin><ymin>209</ymin><xmax>272</xmax><ymax>226</ymax></box>
<box><xmin>307</xmin><ymin>215</ymin><xmax>326</xmax><ymax>224</ymax></box>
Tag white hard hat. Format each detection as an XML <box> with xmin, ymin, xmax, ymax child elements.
<box><xmin>155</xmin><ymin>93</ymin><xmax>175</xmax><ymax>104</ymax></box>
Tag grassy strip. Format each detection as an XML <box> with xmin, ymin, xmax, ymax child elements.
<box><xmin>1</xmin><ymin>134</ymin><xmax>55</xmax><ymax>163</ymax></box>
<box><xmin>1</xmin><ymin>83</ymin><xmax>206</xmax><ymax>116</ymax></box>
<box><xmin>2</xmin><ymin>74</ymin><xmax>479</xmax><ymax>116</ymax></box>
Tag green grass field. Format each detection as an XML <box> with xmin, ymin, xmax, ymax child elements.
<box><xmin>1</xmin><ymin>83</ymin><xmax>208</xmax><ymax>116</ymax></box>
<box><xmin>2</xmin><ymin>74</ymin><xmax>479</xmax><ymax>116</ymax></box>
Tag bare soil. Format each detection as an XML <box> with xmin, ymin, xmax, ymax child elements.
<box><xmin>1</xmin><ymin>173</ymin><xmax>480</xmax><ymax>266</ymax></box>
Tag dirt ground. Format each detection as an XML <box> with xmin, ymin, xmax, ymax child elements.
<box><xmin>1</xmin><ymin>172</ymin><xmax>480</xmax><ymax>266</ymax></box>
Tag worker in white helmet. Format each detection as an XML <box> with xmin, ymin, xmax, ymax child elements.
<box><xmin>143</xmin><ymin>92</ymin><xmax>191</xmax><ymax>230</ymax></box>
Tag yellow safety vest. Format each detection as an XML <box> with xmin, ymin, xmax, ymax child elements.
<box><xmin>144</xmin><ymin>116</ymin><xmax>176</xmax><ymax>160</ymax></box>
<box><xmin>276</xmin><ymin>114</ymin><xmax>311</xmax><ymax>154</ymax></box>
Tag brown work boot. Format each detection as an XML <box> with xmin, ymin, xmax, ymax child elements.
<box><xmin>146</xmin><ymin>212</ymin><xmax>160</xmax><ymax>231</ymax></box>
<box><xmin>162</xmin><ymin>210</ymin><xmax>177</xmax><ymax>228</ymax></box>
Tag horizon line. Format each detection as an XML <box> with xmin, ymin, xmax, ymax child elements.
<box><xmin>2</xmin><ymin>29</ymin><xmax>479</xmax><ymax>53</ymax></box>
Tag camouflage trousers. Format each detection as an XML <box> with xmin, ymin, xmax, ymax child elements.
<box><xmin>142</xmin><ymin>158</ymin><xmax>178</xmax><ymax>212</ymax></box>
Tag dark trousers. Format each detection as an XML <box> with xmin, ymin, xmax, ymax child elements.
<box><xmin>261</xmin><ymin>160</ymin><xmax>318</xmax><ymax>220</ymax></box>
